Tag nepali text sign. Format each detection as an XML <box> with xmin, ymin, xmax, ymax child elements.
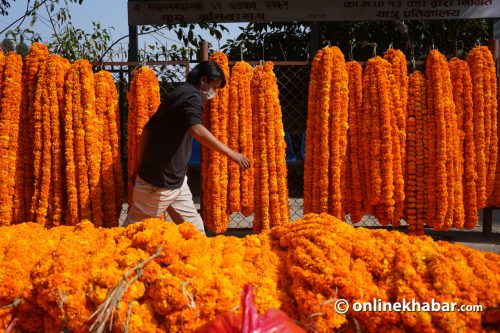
<box><xmin>128</xmin><ymin>0</ymin><xmax>500</xmax><ymax>25</ymax></box>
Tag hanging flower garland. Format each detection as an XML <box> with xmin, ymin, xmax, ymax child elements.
<box><xmin>95</xmin><ymin>70</ymin><xmax>119</xmax><ymax>227</ymax></box>
<box><xmin>63</xmin><ymin>58</ymin><xmax>79</xmax><ymax>225</ymax></box>
<box><xmin>42</xmin><ymin>55</ymin><xmax>70</xmax><ymax>227</ymax></box>
<box><xmin>405</xmin><ymin>71</ymin><xmax>426</xmax><ymax>235</ymax></box>
<box><xmin>490</xmin><ymin>78</ymin><xmax>500</xmax><ymax>208</ymax></box>
<box><xmin>127</xmin><ymin>66</ymin><xmax>160</xmax><ymax>206</ymax></box>
<box><xmin>317</xmin><ymin>48</ymin><xmax>334</xmax><ymax>214</ymax></box>
<box><xmin>467</xmin><ymin>46</ymin><xmax>498</xmax><ymax>209</ymax></box>
<box><xmin>363</xmin><ymin>57</ymin><xmax>395</xmax><ymax>226</ymax></box>
<box><xmin>0</xmin><ymin>52</ymin><xmax>23</xmax><ymax>226</ymax></box>
<box><xmin>13</xmin><ymin>43</ymin><xmax>49</xmax><ymax>224</ymax></box>
<box><xmin>303</xmin><ymin>48</ymin><xmax>323</xmax><ymax>214</ymax></box>
<box><xmin>303</xmin><ymin>46</ymin><xmax>348</xmax><ymax>219</ymax></box>
<box><xmin>449</xmin><ymin>58</ymin><xmax>473</xmax><ymax>229</ymax></box>
<box><xmin>103</xmin><ymin>71</ymin><xmax>124</xmax><ymax>225</ymax></box>
<box><xmin>383</xmin><ymin>49</ymin><xmax>407</xmax><ymax>225</ymax></box>
<box><xmin>251</xmin><ymin>64</ymin><xmax>269</xmax><ymax>232</ymax></box>
<box><xmin>345</xmin><ymin>61</ymin><xmax>364</xmax><ymax>224</ymax></box>
<box><xmin>425</xmin><ymin>50</ymin><xmax>449</xmax><ymax>230</ymax></box>
<box><xmin>239</xmin><ymin>62</ymin><xmax>254</xmax><ymax>217</ymax></box>
<box><xmin>228</xmin><ymin>62</ymin><xmax>242</xmax><ymax>213</ymax></box>
<box><xmin>203</xmin><ymin>52</ymin><xmax>230</xmax><ymax>233</ymax></box>
<box><xmin>328</xmin><ymin>47</ymin><xmax>349</xmax><ymax>219</ymax></box>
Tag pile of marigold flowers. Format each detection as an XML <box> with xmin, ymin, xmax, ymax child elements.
<box><xmin>305</xmin><ymin>45</ymin><xmax>498</xmax><ymax>234</ymax></box>
<box><xmin>0</xmin><ymin>213</ymin><xmax>498</xmax><ymax>332</ymax></box>
<box><xmin>202</xmin><ymin>53</ymin><xmax>288</xmax><ymax>234</ymax></box>
<box><xmin>0</xmin><ymin>43</ymin><xmax>124</xmax><ymax>227</ymax></box>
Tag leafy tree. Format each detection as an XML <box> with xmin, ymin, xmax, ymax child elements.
<box><xmin>223</xmin><ymin>20</ymin><xmax>490</xmax><ymax>62</ymax></box>
<box><xmin>0</xmin><ymin>0</ymin><xmax>14</xmax><ymax>16</ymax></box>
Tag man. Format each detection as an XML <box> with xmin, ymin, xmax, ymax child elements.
<box><xmin>124</xmin><ymin>61</ymin><xmax>251</xmax><ymax>234</ymax></box>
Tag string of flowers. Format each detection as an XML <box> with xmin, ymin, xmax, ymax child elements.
<box><xmin>251</xmin><ymin>64</ymin><xmax>269</xmax><ymax>232</ymax></box>
<box><xmin>95</xmin><ymin>71</ymin><xmax>118</xmax><ymax>228</ymax></box>
<box><xmin>365</xmin><ymin>57</ymin><xmax>395</xmax><ymax>225</ymax></box>
<box><xmin>490</xmin><ymin>78</ymin><xmax>500</xmax><ymax>208</ymax></box>
<box><xmin>78</xmin><ymin>60</ymin><xmax>104</xmax><ymax>227</ymax></box>
<box><xmin>30</xmin><ymin>57</ymin><xmax>49</xmax><ymax>225</ymax></box>
<box><xmin>345</xmin><ymin>61</ymin><xmax>364</xmax><ymax>224</ymax></box>
<box><xmin>13</xmin><ymin>43</ymin><xmax>49</xmax><ymax>224</ymax></box>
<box><xmin>239</xmin><ymin>62</ymin><xmax>254</xmax><ymax>217</ymax></box>
<box><xmin>63</xmin><ymin>56</ymin><xmax>80</xmax><ymax>225</ymax></box>
<box><xmin>127</xmin><ymin>66</ymin><xmax>160</xmax><ymax>206</ymax></box>
<box><xmin>443</xmin><ymin>55</ymin><xmax>458</xmax><ymax>231</ymax></box>
<box><xmin>201</xmin><ymin>88</ymin><xmax>212</xmax><ymax>228</ymax></box>
<box><xmin>69</xmin><ymin>61</ymin><xmax>92</xmax><ymax>222</ymax></box>
<box><xmin>328</xmin><ymin>47</ymin><xmax>349</xmax><ymax>219</ymax></box>
<box><xmin>471</xmin><ymin>47</ymin><xmax>498</xmax><ymax>209</ymax></box>
<box><xmin>228</xmin><ymin>62</ymin><xmax>242</xmax><ymax>213</ymax></box>
<box><xmin>317</xmin><ymin>48</ymin><xmax>334</xmax><ymax>214</ymax></box>
<box><xmin>449</xmin><ymin>58</ymin><xmax>472</xmax><ymax>228</ymax></box>
<box><xmin>103</xmin><ymin>71</ymin><xmax>124</xmax><ymax>225</ymax></box>
<box><xmin>405</xmin><ymin>71</ymin><xmax>426</xmax><ymax>235</ymax></box>
<box><xmin>203</xmin><ymin>52</ymin><xmax>231</xmax><ymax>233</ymax></box>
<box><xmin>50</xmin><ymin>56</ymin><xmax>70</xmax><ymax>227</ymax></box>
<box><xmin>383</xmin><ymin>49</ymin><xmax>407</xmax><ymax>225</ymax></box>
<box><xmin>425</xmin><ymin>50</ymin><xmax>450</xmax><ymax>230</ymax></box>
<box><xmin>0</xmin><ymin>52</ymin><xmax>23</xmax><ymax>226</ymax></box>
<box><xmin>466</xmin><ymin>46</ymin><xmax>498</xmax><ymax>209</ymax></box>
<box><xmin>303</xmin><ymin>48</ymin><xmax>322</xmax><ymax>214</ymax></box>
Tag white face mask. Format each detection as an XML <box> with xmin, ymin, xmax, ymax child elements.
<box><xmin>202</xmin><ymin>88</ymin><xmax>216</xmax><ymax>101</ymax></box>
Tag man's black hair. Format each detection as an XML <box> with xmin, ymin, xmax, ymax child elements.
<box><xmin>187</xmin><ymin>61</ymin><xmax>226</xmax><ymax>88</ymax></box>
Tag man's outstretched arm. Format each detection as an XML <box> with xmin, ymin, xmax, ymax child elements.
<box><xmin>189</xmin><ymin>124</ymin><xmax>251</xmax><ymax>170</ymax></box>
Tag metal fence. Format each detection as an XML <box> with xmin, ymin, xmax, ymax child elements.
<box><xmin>101</xmin><ymin>60</ymin><xmax>497</xmax><ymax>233</ymax></box>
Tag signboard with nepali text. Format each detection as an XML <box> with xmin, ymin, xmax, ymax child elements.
<box><xmin>128</xmin><ymin>0</ymin><xmax>500</xmax><ymax>25</ymax></box>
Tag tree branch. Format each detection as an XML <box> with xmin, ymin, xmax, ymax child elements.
<box><xmin>0</xmin><ymin>0</ymin><xmax>50</xmax><ymax>35</ymax></box>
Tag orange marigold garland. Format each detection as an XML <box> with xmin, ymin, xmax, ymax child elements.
<box><xmin>449</xmin><ymin>58</ymin><xmax>473</xmax><ymax>228</ymax></box>
<box><xmin>63</xmin><ymin>58</ymin><xmax>80</xmax><ymax>225</ymax></box>
<box><xmin>467</xmin><ymin>46</ymin><xmax>498</xmax><ymax>209</ymax></box>
<box><xmin>95</xmin><ymin>70</ymin><xmax>119</xmax><ymax>227</ymax></box>
<box><xmin>127</xmin><ymin>66</ymin><xmax>160</xmax><ymax>206</ymax></box>
<box><xmin>365</xmin><ymin>57</ymin><xmax>395</xmax><ymax>225</ymax></box>
<box><xmin>204</xmin><ymin>52</ymin><xmax>230</xmax><ymax>233</ymax></box>
<box><xmin>0</xmin><ymin>52</ymin><xmax>23</xmax><ymax>226</ymax></box>
<box><xmin>104</xmin><ymin>71</ymin><xmax>124</xmax><ymax>224</ymax></box>
<box><xmin>317</xmin><ymin>48</ymin><xmax>334</xmax><ymax>214</ymax></box>
<box><xmin>50</xmin><ymin>56</ymin><xmax>70</xmax><ymax>226</ymax></box>
<box><xmin>406</xmin><ymin>71</ymin><xmax>427</xmax><ymax>235</ymax></box>
<box><xmin>328</xmin><ymin>47</ymin><xmax>349</xmax><ymax>219</ymax></box>
<box><xmin>228</xmin><ymin>62</ymin><xmax>242</xmax><ymax>213</ymax></box>
<box><xmin>77</xmin><ymin>60</ymin><xmax>104</xmax><ymax>227</ymax></box>
<box><xmin>345</xmin><ymin>61</ymin><xmax>364</xmax><ymax>224</ymax></box>
<box><xmin>426</xmin><ymin>50</ymin><xmax>450</xmax><ymax>230</ymax></box>
<box><xmin>13</xmin><ymin>43</ymin><xmax>49</xmax><ymax>224</ymax></box>
<box><xmin>490</xmin><ymin>78</ymin><xmax>500</xmax><ymax>208</ymax></box>
<box><xmin>303</xmin><ymin>48</ymin><xmax>322</xmax><ymax>214</ymax></box>
<box><xmin>30</xmin><ymin>59</ymin><xmax>50</xmax><ymax>225</ymax></box>
<box><xmin>251</xmin><ymin>65</ymin><xmax>269</xmax><ymax>232</ymax></box>
<box><xmin>384</xmin><ymin>49</ymin><xmax>407</xmax><ymax>225</ymax></box>
<box><xmin>239</xmin><ymin>62</ymin><xmax>254</xmax><ymax>217</ymax></box>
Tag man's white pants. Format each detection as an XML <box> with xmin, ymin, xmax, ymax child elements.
<box><xmin>124</xmin><ymin>176</ymin><xmax>205</xmax><ymax>235</ymax></box>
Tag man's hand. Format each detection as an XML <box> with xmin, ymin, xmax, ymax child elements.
<box><xmin>228</xmin><ymin>151</ymin><xmax>251</xmax><ymax>170</ymax></box>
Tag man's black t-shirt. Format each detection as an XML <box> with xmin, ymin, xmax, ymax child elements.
<box><xmin>138</xmin><ymin>82</ymin><xmax>203</xmax><ymax>189</ymax></box>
